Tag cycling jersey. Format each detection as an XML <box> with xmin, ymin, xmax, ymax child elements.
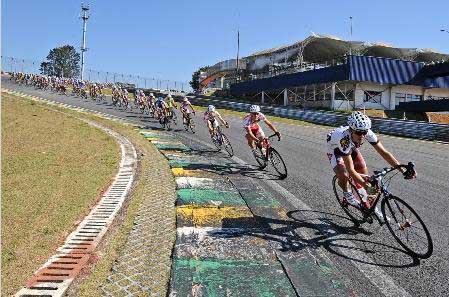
<box><xmin>243</xmin><ymin>112</ymin><xmax>266</xmax><ymax>137</ymax></box>
<box><xmin>203</xmin><ymin>110</ymin><xmax>220</xmax><ymax>122</ymax></box>
<box><xmin>204</xmin><ymin>111</ymin><xmax>221</xmax><ymax>128</ymax></box>
<box><xmin>165</xmin><ymin>97</ymin><xmax>176</xmax><ymax>108</ymax></box>
<box><xmin>181</xmin><ymin>101</ymin><xmax>193</xmax><ymax>113</ymax></box>
<box><xmin>156</xmin><ymin>99</ymin><xmax>166</xmax><ymax>109</ymax></box>
<box><xmin>326</xmin><ymin>126</ymin><xmax>378</xmax><ymax>168</ymax></box>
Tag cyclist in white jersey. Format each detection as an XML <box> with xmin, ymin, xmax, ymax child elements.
<box><xmin>243</xmin><ymin>105</ymin><xmax>281</xmax><ymax>156</ymax></box>
<box><xmin>180</xmin><ymin>97</ymin><xmax>196</xmax><ymax>125</ymax></box>
<box><xmin>326</xmin><ymin>111</ymin><xmax>416</xmax><ymax>221</ymax></box>
<box><xmin>203</xmin><ymin>105</ymin><xmax>229</xmax><ymax>138</ymax></box>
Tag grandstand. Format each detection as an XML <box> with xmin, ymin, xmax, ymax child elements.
<box><xmin>197</xmin><ymin>34</ymin><xmax>449</xmax><ymax>111</ymax></box>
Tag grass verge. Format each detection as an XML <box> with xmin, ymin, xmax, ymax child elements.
<box><xmin>19</xmin><ymin>94</ymin><xmax>177</xmax><ymax>296</ymax></box>
<box><xmin>1</xmin><ymin>92</ymin><xmax>120</xmax><ymax>296</ymax></box>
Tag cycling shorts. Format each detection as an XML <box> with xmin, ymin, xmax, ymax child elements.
<box><xmin>326</xmin><ymin>147</ymin><xmax>367</xmax><ymax>171</ymax></box>
<box><xmin>246</xmin><ymin>125</ymin><xmax>265</xmax><ymax>138</ymax></box>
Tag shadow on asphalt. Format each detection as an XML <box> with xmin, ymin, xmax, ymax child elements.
<box><xmin>178</xmin><ymin>147</ymin><xmax>287</xmax><ymax>180</ymax></box>
<box><xmin>217</xmin><ymin>209</ymin><xmax>421</xmax><ymax>268</ymax></box>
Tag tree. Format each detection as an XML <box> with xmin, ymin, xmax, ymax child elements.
<box><xmin>190</xmin><ymin>66</ymin><xmax>209</xmax><ymax>91</ymax></box>
<box><xmin>40</xmin><ymin>45</ymin><xmax>81</xmax><ymax>78</ymax></box>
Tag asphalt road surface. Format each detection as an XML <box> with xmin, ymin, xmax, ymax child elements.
<box><xmin>3</xmin><ymin>77</ymin><xmax>449</xmax><ymax>297</ymax></box>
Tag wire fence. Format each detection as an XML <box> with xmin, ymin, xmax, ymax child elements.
<box><xmin>1</xmin><ymin>56</ymin><xmax>192</xmax><ymax>92</ymax></box>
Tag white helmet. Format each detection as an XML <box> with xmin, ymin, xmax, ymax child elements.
<box><xmin>208</xmin><ymin>105</ymin><xmax>215</xmax><ymax>112</ymax></box>
<box><xmin>348</xmin><ymin>111</ymin><xmax>371</xmax><ymax>131</ymax></box>
<box><xmin>183</xmin><ymin>97</ymin><xmax>188</xmax><ymax>102</ymax></box>
<box><xmin>249</xmin><ymin>104</ymin><xmax>260</xmax><ymax>113</ymax></box>
<box><xmin>149</xmin><ymin>93</ymin><xmax>154</xmax><ymax>97</ymax></box>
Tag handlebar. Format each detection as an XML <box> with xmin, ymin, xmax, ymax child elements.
<box><xmin>268</xmin><ymin>133</ymin><xmax>281</xmax><ymax>141</ymax></box>
<box><xmin>373</xmin><ymin>162</ymin><xmax>414</xmax><ymax>178</ymax></box>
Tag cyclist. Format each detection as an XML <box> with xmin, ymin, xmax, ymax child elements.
<box><xmin>165</xmin><ymin>94</ymin><xmax>178</xmax><ymax>117</ymax></box>
<box><xmin>243</xmin><ymin>105</ymin><xmax>281</xmax><ymax>157</ymax></box>
<box><xmin>180</xmin><ymin>97</ymin><xmax>196</xmax><ymax>128</ymax></box>
<box><xmin>326</xmin><ymin>111</ymin><xmax>416</xmax><ymax>221</ymax></box>
<box><xmin>203</xmin><ymin>105</ymin><xmax>229</xmax><ymax>139</ymax></box>
<box><xmin>155</xmin><ymin>96</ymin><xmax>169</xmax><ymax>121</ymax></box>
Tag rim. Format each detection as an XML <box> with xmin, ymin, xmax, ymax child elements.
<box><xmin>269</xmin><ymin>148</ymin><xmax>287</xmax><ymax>178</ymax></box>
<box><xmin>382</xmin><ymin>196</ymin><xmax>433</xmax><ymax>258</ymax></box>
<box><xmin>222</xmin><ymin>134</ymin><xmax>234</xmax><ymax>157</ymax></box>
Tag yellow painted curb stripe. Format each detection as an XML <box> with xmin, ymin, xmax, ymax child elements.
<box><xmin>172</xmin><ymin>168</ymin><xmax>185</xmax><ymax>176</ymax></box>
<box><xmin>177</xmin><ymin>206</ymin><xmax>253</xmax><ymax>226</ymax></box>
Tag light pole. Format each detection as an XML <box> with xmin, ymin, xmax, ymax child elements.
<box><xmin>349</xmin><ymin>16</ymin><xmax>353</xmax><ymax>55</ymax></box>
<box><xmin>80</xmin><ymin>4</ymin><xmax>90</xmax><ymax>81</ymax></box>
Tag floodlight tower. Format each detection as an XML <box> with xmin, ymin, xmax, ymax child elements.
<box><xmin>80</xmin><ymin>4</ymin><xmax>90</xmax><ymax>80</ymax></box>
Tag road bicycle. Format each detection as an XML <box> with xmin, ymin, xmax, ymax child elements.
<box><xmin>253</xmin><ymin>134</ymin><xmax>287</xmax><ymax>179</ymax></box>
<box><xmin>183</xmin><ymin>113</ymin><xmax>195</xmax><ymax>133</ymax></box>
<box><xmin>332</xmin><ymin>162</ymin><xmax>433</xmax><ymax>258</ymax></box>
<box><xmin>211</xmin><ymin>125</ymin><xmax>234</xmax><ymax>157</ymax></box>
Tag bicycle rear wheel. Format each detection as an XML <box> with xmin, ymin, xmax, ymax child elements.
<box><xmin>189</xmin><ymin>118</ymin><xmax>195</xmax><ymax>133</ymax></box>
<box><xmin>268</xmin><ymin>148</ymin><xmax>287</xmax><ymax>178</ymax></box>
<box><xmin>332</xmin><ymin>176</ymin><xmax>365</xmax><ymax>225</ymax></box>
<box><xmin>221</xmin><ymin>134</ymin><xmax>234</xmax><ymax>157</ymax></box>
<box><xmin>381</xmin><ymin>195</ymin><xmax>433</xmax><ymax>258</ymax></box>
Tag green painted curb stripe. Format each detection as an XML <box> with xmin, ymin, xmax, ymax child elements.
<box><xmin>155</xmin><ymin>143</ymin><xmax>190</xmax><ymax>151</ymax></box>
<box><xmin>238</xmin><ymin>189</ymin><xmax>282</xmax><ymax>208</ymax></box>
<box><xmin>277</xmin><ymin>252</ymin><xmax>350</xmax><ymax>296</ymax></box>
<box><xmin>171</xmin><ymin>258</ymin><xmax>297</xmax><ymax>296</ymax></box>
<box><xmin>177</xmin><ymin>189</ymin><xmax>246</xmax><ymax>206</ymax></box>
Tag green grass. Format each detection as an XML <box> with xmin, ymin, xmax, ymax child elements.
<box><xmin>1</xmin><ymin>93</ymin><xmax>120</xmax><ymax>296</ymax></box>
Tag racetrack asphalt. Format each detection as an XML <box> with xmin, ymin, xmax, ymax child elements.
<box><xmin>3</xmin><ymin>77</ymin><xmax>449</xmax><ymax>297</ymax></box>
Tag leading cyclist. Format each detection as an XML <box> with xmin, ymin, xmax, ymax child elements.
<box><xmin>326</xmin><ymin>111</ymin><xmax>416</xmax><ymax>221</ymax></box>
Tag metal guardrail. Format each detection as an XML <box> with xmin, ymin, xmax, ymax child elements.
<box><xmin>187</xmin><ymin>96</ymin><xmax>449</xmax><ymax>142</ymax></box>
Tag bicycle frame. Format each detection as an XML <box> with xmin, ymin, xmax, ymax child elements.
<box><xmin>257</xmin><ymin>134</ymin><xmax>277</xmax><ymax>160</ymax></box>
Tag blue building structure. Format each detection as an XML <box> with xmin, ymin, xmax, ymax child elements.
<box><xmin>230</xmin><ymin>55</ymin><xmax>449</xmax><ymax>111</ymax></box>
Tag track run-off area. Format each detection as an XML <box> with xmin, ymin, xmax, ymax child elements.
<box><xmin>3</xmin><ymin>77</ymin><xmax>449</xmax><ymax>297</ymax></box>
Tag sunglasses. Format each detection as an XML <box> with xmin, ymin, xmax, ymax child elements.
<box><xmin>353</xmin><ymin>130</ymin><xmax>368</xmax><ymax>136</ymax></box>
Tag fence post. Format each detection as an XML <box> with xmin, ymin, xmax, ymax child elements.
<box><xmin>331</xmin><ymin>82</ymin><xmax>336</xmax><ymax>110</ymax></box>
<box><xmin>283</xmin><ymin>89</ymin><xmax>288</xmax><ymax>106</ymax></box>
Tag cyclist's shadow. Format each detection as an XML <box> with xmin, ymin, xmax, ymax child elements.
<box><xmin>219</xmin><ymin>209</ymin><xmax>421</xmax><ymax>268</ymax></box>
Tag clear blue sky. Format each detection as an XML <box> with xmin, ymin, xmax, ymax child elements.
<box><xmin>2</xmin><ymin>0</ymin><xmax>449</xmax><ymax>83</ymax></box>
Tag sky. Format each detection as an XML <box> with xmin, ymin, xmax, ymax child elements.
<box><xmin>2</xmin><ymin>0</ymin><xmax>449</xmax><ymax>84</ymax></box>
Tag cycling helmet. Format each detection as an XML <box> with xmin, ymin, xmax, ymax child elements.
<box><xmin>348</xmin><ymin>111</ymin><xmax>371</xmax><ymax>131</ymax></box>
<box><xmin>183</xmin><ymin>97</ymin><xmax>188</xmax><ymax>102</ymax></box>
<box><xmin>149</xmin><ymin>93</ymin><xmax>154</xmax><ymax>97</ymax></box>
<box><xmin>208</xmin><ymin>105</ymin><xmax>215</xmax><ymax>112</ymax></box>
<box><xmin>249</xmin><ymin>104</ymin><xmax>260</xmax><ymax>113</ymax></box>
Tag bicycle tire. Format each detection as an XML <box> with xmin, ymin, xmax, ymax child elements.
<box><xmin>269</xmin><ymin>148</ymin><xmax>287</xmax><ymax>178</ymax></box>
<box><xmin>166</xmin><ymin>117</ymin><xmax>171</xmax><ymax>130</ymax></box>
<box><xmin>332</xmin><ymin>176</ymin><xmax>365</xmax><ymax>225</ymax></box>
<box><xmin>189</xmin><ymin>118</ymin><xmax>195</xmax><ymax>133</ymax></box>
<box><xmin>221</xmin><ymin>134</ymin><xmax>234</xmax><ymax>157</ymax></box>
<box><xmin>381</xmin><ymin>195</ymin><xmax>433</xmax><ymax>258</ymax></box>
<box><xmin>254</xmin><ymin>146</ymin><xmax>267</xmax><ymax>169</ymax></box>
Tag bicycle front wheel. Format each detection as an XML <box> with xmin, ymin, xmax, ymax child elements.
<box><xmin>381</xmin><ymin>195</ymin><xmax>433</xmax><ymax>259</ymax></box>
<box><xmin>221</xmin><ymin>134</ymin><xmax>234</xmax><ymax>157</ymax></box>
<box><xmin>269</xmin><ymin>148</ymin><xmax>287</xmax><ymax>178</ymax></box>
